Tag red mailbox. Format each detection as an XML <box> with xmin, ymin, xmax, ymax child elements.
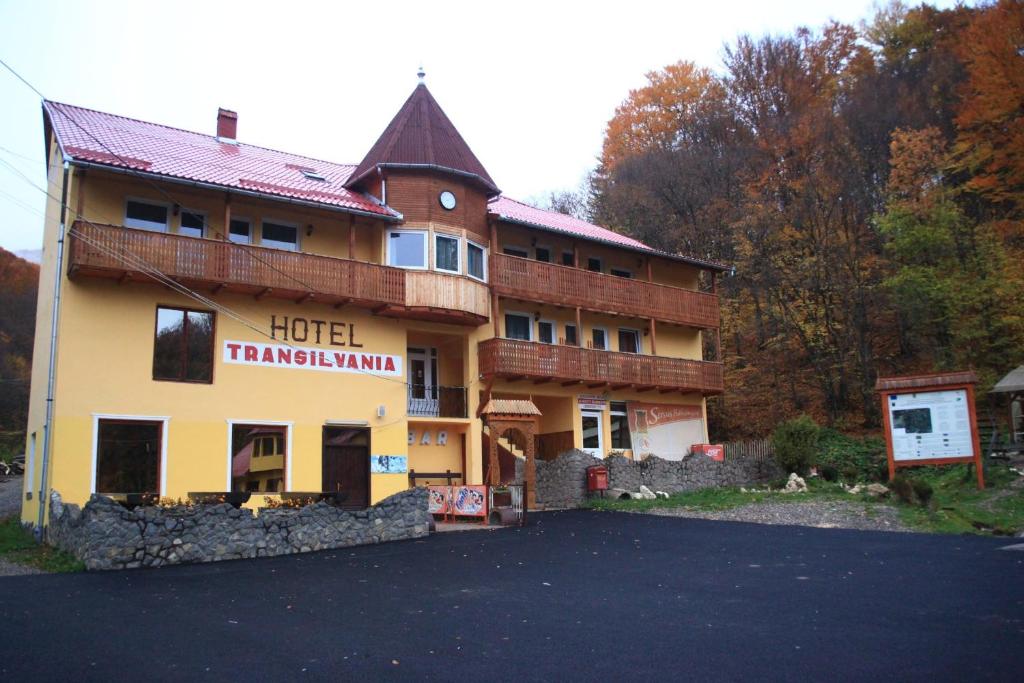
<box><xmin>587</xmin><ymin>465</ymin><xmax>609</xmax><ymax>492</ymax></box>
<box><xmin>692</xmin><ymin>444</ymin><xmax>724</xmax><ymax>462</ymax></box>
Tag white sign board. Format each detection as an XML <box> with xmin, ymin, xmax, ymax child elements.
<box><xmin>886</xmin><ymin>389</ymin><xmax>974</xmax><ymax>461</ymax></box>
<box><xmin>223</xmin><ymin>340</ymin><xmax>402</xmax><ymax>376</ymax></box>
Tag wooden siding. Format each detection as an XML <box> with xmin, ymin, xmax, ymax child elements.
<box><xmin>68</xmin><ymin>221</ymin><xmax>407</xmax><ymax>306</ymax></box>
<box><xmin>478</xmin><ymin>338</ymin><xmax>724</xmax><ymax>394</ymax></box>
<box><xmin>385</xmin><ymin>172</ymin><xmax>490</xmax><ymax>240</ymax></box>
<box><xmin>491</xmin><ymin>253</ymin><xmax>719</xmax><ymax>328</ymax></box>
<box><xmin>404</xmin><ymin>270</ymin><xmax>490</xmax><ymax>319</ymax></box>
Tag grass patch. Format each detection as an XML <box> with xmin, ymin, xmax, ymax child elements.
<box><xmin>0</xmin><ymin>516</ymin><xmax>84</xmax><ymax>573</ymax></box>
<box><xmin>895</xmin><ymin>463</ymin><xmax>1024</xmax><ymax>536</ymax></box>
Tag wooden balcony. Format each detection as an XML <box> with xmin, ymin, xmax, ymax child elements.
<box><xmin>68</xmin><ymin>221</ymin><xmax>404</xmax><ymax>307</ymax></box>
<box><xmin>67</xmin><ymin>222</ymin><xmax>489</xmax><ymax>325</ymax></box>
<box><xmin>478</xmin><ymin>338</ymin><xmax>724</xmax><ymax>395</ymax></box>
<box><xmin>377</xmin><ymin>270</ymin><xmax>490</xmax><ymax>326</ymax></box>
<box><xmin>491</xmin><ymin>253</ymin><xmax>719</xmax><ymax>328</ymax></box>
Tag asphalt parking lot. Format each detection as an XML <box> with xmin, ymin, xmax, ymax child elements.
<box><xmin>1</xmin><ymin>510</ymin><xmax>1022</xmax><ymax>681</ymax></box>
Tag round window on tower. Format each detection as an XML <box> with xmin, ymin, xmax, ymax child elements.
<box><xmin>439</xmin><ymin>190</ymin><xmax>457</xmax><ymax>210</ymax></box>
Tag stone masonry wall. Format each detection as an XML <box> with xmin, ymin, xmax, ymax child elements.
<box><xmin>48</xmin><ymin>487</ymin><xmax>430</xmax><ymax>571</ymax></box>
<box><xmin>534</xmin><ymin>450</ymin><xmax>782</xmax><ymax>509</ymax></box>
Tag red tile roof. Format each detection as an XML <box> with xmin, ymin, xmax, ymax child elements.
<box><xmin>43</xmin><ymin>101</ymin><xmax>398</xmax><ymax>219</ymax></box>
<box><xmin>346</xmin><ymin>84</ymin><xmax>499</xmax><ymax>196</ymax></box>
<box><xmin>487</xmin><ymin>196</ymin><xmax>729</xmax><ymax>271</ymax></box>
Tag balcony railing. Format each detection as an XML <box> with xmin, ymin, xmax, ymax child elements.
<box><xmin>68</xmin><ymin>221</ymin><xmax>406</xmax><ymax>307</ymax></box>
<box><xmin>491</xmin><ymin>253</ymin><xmax>719</xmax><ymax>328</ymax></box>
<box><xmin>399</xmin><ymin>270</ymin><xmax>490</xmax><ymax>325</ymax></box>
<box><xmin>478</xmin><ymin>338</ymin><xmax>724</xmax><ymax>395</ymax></box>
<box><xmin>407</xmin><ymin>385</ymin><xmax>468</xmax><ymax>418</ymax></box>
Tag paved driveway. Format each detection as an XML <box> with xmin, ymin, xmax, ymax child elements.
<box><xmin>1</xmin><ymin>511</ymin><xmax>1022</xmax><ymax>681</ymax></box>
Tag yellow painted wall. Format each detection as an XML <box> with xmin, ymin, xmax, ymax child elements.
<box><xmin>491</xmin><ymin>302</ymin><xmax>702</xmax><ymax>360</ymax></box>
<box><xmin>79</xmin><ymin>171</ymin><xmax>381</xmax><ymax>261</ymax></box>
<box><xmin>407</xmin><ymin>422</ymin><xmax>465</xmax><ymax>484</ymax></box>
<box><xmin>34</xmin><ymin>276</ymin><xmax>417</xmax><ymax>519</ymax></box>
<box><xmin>496</xmin><ymin>222</ymin><xmax>700</xmax><ymax>289</ymax></box>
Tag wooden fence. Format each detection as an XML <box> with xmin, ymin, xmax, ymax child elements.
<box><xmin>723</xmin><ymin>438</ymin><xmax>775</xmax><ymax>463</ymax></box>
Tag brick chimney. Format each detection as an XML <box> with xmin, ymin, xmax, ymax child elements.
<box><xmin>216</xmin><ymin>108</ymin><xmax>238</xmax><ymax>142</ymax></box>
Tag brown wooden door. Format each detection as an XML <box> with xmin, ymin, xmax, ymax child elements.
<box><xmin>322</xmin><ymin>428</ymin><xmax>369</xmax><ymax>508</ymax></box>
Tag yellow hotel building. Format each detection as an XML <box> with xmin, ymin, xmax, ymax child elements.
<box><xmin>22</xmin><ymin>77</ymin><xmax>726</xmax><ymax>529</ymax></box>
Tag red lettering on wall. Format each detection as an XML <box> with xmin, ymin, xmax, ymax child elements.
<box><xmin>244</xmin><ymin>345</ymin><xmax>258</xmax><ymax>361</ymax></box>
<box><xmin>277</xmin><ymin>348</ymin><xmax>291</xmax><ymax>364</ymax></box>
<box><xmin>361</xmin><ymin>355</ymin><xmax>373</xmax><ymax>369</ymax></box>
<box><xmin>226</xmin><ymin>342</ymin><xmax>241</xmax><ymax>360</ymax></box>
<box><xmin>295</xmin><ymin>350</ymin><xmax>307</xmax><ymax>365</ymax></box>
<box><xmin>384</xmin><ymin>357</ymin><xmax>395</xmax><ymax>372</ymax></box>
<box><xmin>261</xmin><ymin>347</ymin><xmax>274</xmax><ymax>363</ymax></box>
<box><xmin>346</xmin><ymin>355</ymin><xmax>358</xmax><ymax>369</ymax></box>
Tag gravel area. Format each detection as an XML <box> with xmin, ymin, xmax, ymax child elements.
<box><xmin>0</xmin><ymin>559</ymin><xmax>42</xmax><ymax>577</ymax></box>
<box><xmin>0</xmin><ymin>476</ymin><xmax>24</xmax><ymax>517</ymax></box>
<box><xmin>648</xmin><ymin>499</ymin><xmax>912</xmax><ymax>532</ymax></box>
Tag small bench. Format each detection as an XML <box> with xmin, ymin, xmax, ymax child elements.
<box><xmin>408</xmin><ymin>470</ymin><xmax>463</xmax><ymax>487</ymax></box>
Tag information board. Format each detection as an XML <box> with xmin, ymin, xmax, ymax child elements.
<box><xmin>886</xmin><ymin>389</ymin><xmax>975</xmax><ymax>461</ymax></box>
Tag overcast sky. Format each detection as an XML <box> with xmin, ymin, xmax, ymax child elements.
<box><xmin>0</xmin><ymin>0</ymin><xmax>956</xmax><ymax>252</ymax></box>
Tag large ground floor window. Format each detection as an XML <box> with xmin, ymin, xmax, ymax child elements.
<box><xmin>95</xmin><ymin>419</ymin><xmax>163</xmax><ymax>495</ymax></box>
<box><xmin>231</xmin><ymin>424</ymin><xmax>288</xmax><ymax>493</ymax></box>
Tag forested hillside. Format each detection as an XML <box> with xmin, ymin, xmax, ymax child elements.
<box><xmin>0</xmin><ymin>247</ymin><xmax>38</xmax><ymax>456</ymax></box>
<box><xmin>577</xmin><ymin>0</ymin><xmax>1024</xmax><ymax>438</ymax></box>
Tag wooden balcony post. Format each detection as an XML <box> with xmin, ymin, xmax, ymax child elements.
<box><xmin>573</xmin><ymin>244</ymin><xmax>579</xmax><ymax>268</ymax></box>
<box><xmin>646</xmin><ymin>257</ymin><xmax>653</xmax><ymax>281</ymax></box>
<box><xmin>575</xmin><ymin>306</ymin><xmax>582</xmax><ymax>346</ymax></box>
<box><xmin>222</xmin><ymin>192</ymin><xmax>231</xmax><ymax>241</ymax></box>
<box><xmin>348</xmin><ymin>215</ymin><xmax>356</xmax><ymax>259</ymax></box>
<box><xmin>649</xmin><ymin>318</ymin><xmax>657</xmax><ymax>355</ymax></box>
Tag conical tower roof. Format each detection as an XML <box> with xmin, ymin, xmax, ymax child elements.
<box><xmin>346</xmin><ymin>82</ymin><xmax>499</xmax><ymax>196</ymax></box>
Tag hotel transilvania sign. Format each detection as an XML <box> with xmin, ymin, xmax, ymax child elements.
<box><xmin>222</xmin><ymin>315</ymin><xmax>402</xmax><ymax>376</ymax></box>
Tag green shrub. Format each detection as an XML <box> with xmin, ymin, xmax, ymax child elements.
<box><xmin>820</xmin><ymin>464</ymin><xmax>839</xmax><ymax>482</ymax></box>
<box><xmin>771</xmin><ymin>415</ymin><xmax>820</xmax><ymax>476</ymax></box>
<box><xmin>911</xmin><ymin>479</ymin><xmax>934</xmax><ymax>507</ymax></box>
<box><xmin>815</xmin><ymin>428</ymin><xmax>887</xmax><ymax>482</ymax></box>
<box><xmin>890</xmin><ymin>475</ymin><xmax>914</xmax><ymax>504</ymax></box>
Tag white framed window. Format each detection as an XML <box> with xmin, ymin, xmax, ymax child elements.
<box><xmin>226</xmin><ymin>419</ymin><xmax>293</xmax><ymax>492</ymax></box>
<box><xmin>504</xmin><ymin>312</ymin><xmax>533</xmax><ymax>341</ymax></box>
<box><xmin>610</xmin><ymin>268</ymin><xmax>632</xmax><ymax>279</ymax></box>
<box><xmin>435</xmin><ymin>233</ymin><xmax>461</xmax><ymax>274</ymax></box>
<box><xmin>467</xmin><ymin>240</ymin><xmax>486</xmax><ymax>281</ymax></box>
<box><xmin>179</xmin><ymin>209</ymin><xmax>206</xmax><ymax>238</ymax></box>
<box><xmin>229</xmin><ymin>217</ymin><xmax>251</xmax><ymax>244</ymax></box>
<box><xmin>618</xmin><ymin>328</ymin><xmax>642</xmax><ymax>354</ymax></box>
<box><xmin>503</xmin><ymin>246</ymin><xmax>529</xmax><ymax>258</ymax></box>
<box><xmin>125</xmin><ymin>198</ymin><xmax>169</xmax><ymax>232</ymax></box>
<box><xmin>538</xmin><ymin>319</ymin><xmax>556</xmax><ymax>344</ymax></box>
<box><xmin>261</xmin><ymin>219</ymin><xmax>299</xmax><ymax>251</ymax></box>
<box><xmin>610</xmin><ymin>401</ymin><xmax>631</xmax><ymax>450</ymax></box>
<box><xmin>591</xmin><ymin>327</ymin><xmax>608</xmax><ymax>350</ymax></box>
<box><xmin>91</xmin><ymin>414</ymin><xmax>170</xmax><ymax>497</ymax></box>
<box><xmin>388</xmin><ymin>230</ymin><xmax>428</xmax><ymax>269</ymax></box>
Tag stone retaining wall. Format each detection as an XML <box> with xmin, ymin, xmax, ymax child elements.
<box><xmin>534</xmin><ymin>450</ymin><xmax>782</xmax><ymax>508</ymax></box>
<box><xmin>47</xmin><ymin>487</ymin><xmax>430</xmax><ymax>571</ymax></box>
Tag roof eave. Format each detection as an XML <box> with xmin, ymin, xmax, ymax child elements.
<box><xmin>491</xmin><ymin>212</ymin><xmax>732</xmax><ymax>272</ymax></box>
<box><xmin>348</xmin><ymin>163</ymin><xmax>501</xmax><ymax>197</ymax></box>
<box><xmin>70</xmin><ymin>160</ymin><xmax>404</xmax><ymax>223</ymax></box>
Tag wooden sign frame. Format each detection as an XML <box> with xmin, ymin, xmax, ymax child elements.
<box><xmin>876</xmin><ymin>372</ymin><xmax>984</xmax><ymax>489</ymax></box>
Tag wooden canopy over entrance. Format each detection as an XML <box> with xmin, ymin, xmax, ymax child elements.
<box><xmin>481</xmin><ymin>399</ymin><xmax>541</xmax><ymax>510</ymax></box>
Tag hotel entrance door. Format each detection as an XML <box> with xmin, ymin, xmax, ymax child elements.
<box><xmin>322</xmin><ymin>427</ymin><xmax>369</xmax><ymax>508</ymax></box>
